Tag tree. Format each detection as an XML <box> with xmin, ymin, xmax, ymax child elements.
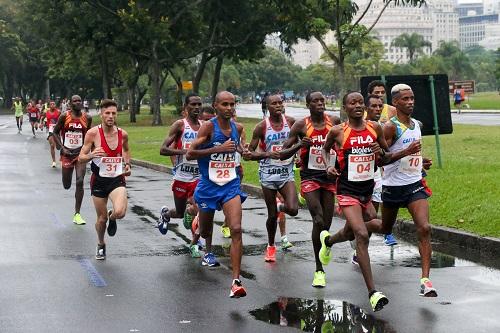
<box><xmin>391</xmin><ymin>32</ymin><xmax>432</xmax><ymax>63</ymax></box>
<box><xmin>496</xmin><ymin>48</ymin><xmax>500</xmax><ymax>90</ymax></box>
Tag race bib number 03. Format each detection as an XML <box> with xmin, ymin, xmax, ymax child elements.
<box><xmin>64</xmin><ymin>131</ymin><xmax>83</xmax><ymax>149</ymax></box>
<box><xmin>348</xmin><ymin>154</ymin><xmax>375</xmax><ymax>181</ymax></box>
<box><xmin>99</xmin><ymin>157</ymin><xmax>123</xmax><ymax>178</ymax></box>
<box><xmin>399</xmin><ymin>153</ymin><xmax>422</xmax><ymax>175</ymax></box>
<box><xmin>308</xmin><ymin>148</ymin><xmax>336</xmax><ymax>170</ymax></box>
<box><xmin>209</xmin><ymin>161</ymin><xmax>237</xmax><ymax>186</ymax></box>
<box><xmin>48</xmin><ymin>124</ymin><xmax>56</xmax><ymax>133</ymax></box>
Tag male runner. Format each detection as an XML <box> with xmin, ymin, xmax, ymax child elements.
<box><xmin>367</xmin><ymin>81</ymin><xmax>397</xmax><ymax>123</ymax></box>
<box><xmin>157</xmin><ymin>94</ymin><xmax>202</xmax><ymax>256</ymax></box>
<box><xmin>318</xmin><ymin>91</ymin><xmax>420</xmax><ymax>311</ymax></box>
<box><xmin>79</xmin><ymin>99</ymin><xmax>131</xmax><ymax>260</ymax></box>
<box><xmin>12</xmin><ymin>97</ymin><xmax>24</xmax><ymax>133</ymax></box>
<box><xmin>365</xmin><ymin>95</ymin><xmax>398</xmax><ymax>246</ymax></box>
<box><xmin>245</xmin><ymin>93</ymin><xmax>298</xmax><ymax>262</ymax></box>
<box><xmin>43</xmin><ymin>101</ymin><xmax>61</xmax><ymax>167</ymax></box>
<box><xmin>281</xmin><ymin>91</ymin><xmax>340</xmax><ymax>287</ymax></box>
<box><xmin>53</xmin><ymin>95</ymin><xmax>92</xmax><ymax>225</ymax></box>
<box><xmin>186</xmin><ymin>91</ymin><xmax>247</xmax><ymax>298</ymax></box>
<box><xmin>380</xmin><ymin>84</ymin><xmax>437</xmax><ymax>297</ymax></box>
<box><xmin>27</xmin><ymin>102</ymin><xmax>40</xmax><ymax>137</ymax></box>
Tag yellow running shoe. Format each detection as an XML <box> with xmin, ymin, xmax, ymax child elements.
<box><xmin>221</xmin><ymin>225</ymin><xmax>231</xmax><ymax>238</ymax></box>
<box><xmin>319</xmin><ymin>230</ymin><xmax>332</xmax><ymax>265</ymax></box>
<box><xmin>73</xmin><ymin>213</ymin><xmax>86</xmax><ymax>225</ymax></box>
<box><xmin>312</xmin><ymin>270</ymin><xmax>326</xmax><ymax>288</ymax></box>
<box><xmin>369</xmin><ymin>291</ymin><xmax>389</xmax><ymax>312</ymax></box>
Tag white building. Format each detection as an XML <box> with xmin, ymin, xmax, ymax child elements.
<box><xmin>289</xmin><ymin>0</ymin><xmax>459</xmax><ymax>66</ymax></box>
<box><xmin>459</xmin><ymin>13</ymin><xmax>500</xmax><ymax>48</ymax></box>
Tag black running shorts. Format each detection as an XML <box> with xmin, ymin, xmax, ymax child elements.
<box><xmin>381</xmin><ymin>179</ymin><xmax>431</xmax><ymax>208</ymax></box>
<box><xmin>90</xmin><ymin>173</ymin><xmax>126</xmax><ymax>198</ymax></box>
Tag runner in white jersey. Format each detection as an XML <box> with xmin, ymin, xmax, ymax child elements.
<box><xmin>244</xmin><ymin>94</ymin><xmax>298</xmax><ymax>262</ymax></box>
<box><xmin>380</xmin><ymin>84</ymin><xmax>437</xmax><ymax>298</ymax></box>
<box><xmin>157</xmin><ymin>94</ymin><xmax>202</xmax><ymax>255</ymax></box>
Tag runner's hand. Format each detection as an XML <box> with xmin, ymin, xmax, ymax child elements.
<box><xmin>326</xmin><ymin>165</ymin><xmax>339</xmax><ymax>178</ymax></box>
<box><xmin>423</xmin><ymin>157</ymin><xmax>432</xmax><ymax>170</ymax></box>
<box><xmin>406</xmin><ymin>140</ymin><xmax>421</xmax><ymax>155</ymax></box>
<box><xmin>91</xmin><ymin>147</ymin><xmax>107</xmax><ymax>158</ymax></box>
<box><xmin>123</xmin><ymin>164</ymin><xmax>131</xmax><ymax>176</ymax></box>
<box><xmin>242</xmin><ymin>149</ymin><xmax>252</xmax><ymax>160</ymax></box>
<box><xmin>370</xmin><ymin>142</ymin><xmax>382</xmax><ymax>155</ymax></box>
<box><xmin>268</xmin><ymin>151</ymin><xmax>280</xmax><ymax>159</ymax></box>
<box><xmin>216</xmin><ymin>139</ymin><xmax>236</xmax><ymax>153</ymax></box>
<box><xmin>300</xmin><ymin>137</ymin><xmax>312</xmax><ymax>148</ymax></box>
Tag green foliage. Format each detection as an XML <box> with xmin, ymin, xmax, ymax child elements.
<box><xmin>391</xmin><ymin>32</ymin><xmax>432</xmax><ymax>63</ymax></box>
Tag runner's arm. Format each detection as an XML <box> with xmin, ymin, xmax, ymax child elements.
<box><xmin>52</xmin><ymin>114</ymin><xmax>66</xmax><ymax>151</ymax></box>
<box><xmin>122</xmin><ymin>130</ymin><xmax>132</xmax><ymax>176</ymax></box>
<box><xmin>322</xmin><ymin>125</ymin><xmax>340</xmax><ymax>168</ymax></box>
<box><xmin>78</xmin><ymin>129</ymin><xmax>101</xmax><ymax>163</ymax></box>
<box><xmin>186</xmin><ymin>122</ymin><xmax>235</xmax><ymax>160</ymax></box>
<box><xmin>329</xmin><ymin>114</ymin><xmax>341</xmax><ymax>125</ymax></box>
<box><xmin>245</xmin><ymin>121</ymin><xmax>272</xmax><ymax>160</ymax></box>
<box><xmin>280</xmin><ymin>119</ymin><xmax>308</xmax><ymax>160</ymax></box>
<box><xmin>374</xmin><ymin>122</ymin><xmax>421</xmax><ymax>165</ymax></box>
<box><xmin>160</xmin><ymin>120</ymin><xmax>184</xmax><ymax>156</ymax></box>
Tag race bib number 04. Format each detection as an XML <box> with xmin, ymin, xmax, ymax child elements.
<box><xmin>399</xmin><ymin>153</ymin><xmax>422</xmax><ymax>175</ymax></box>
<box><xmin>64</xmin><ymin>131</ymin><xmax>83</xmax><ymax>149</ymax></box>
<box><xmin>99</xmin><ymin>157</ymin><xmax>123</xmax><ymax>178</ymax></box>
<box><xmin>348</xmin><ymin>154</ymin><xmax>375</xmax><ymax>182</ymax></box>
<box><xmin>308</xmin><ymin>148</ymin><xmax>336</xmax><ymax>170</ymax></box>
<box><xmin>209</xmin><ymin>161</ymin><xmax>237</xmax><ymax>186</ymax></box>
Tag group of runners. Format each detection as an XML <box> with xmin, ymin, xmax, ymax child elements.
<box><xmin>156</xmin><ymin>81</ymin><xmax>437</xmax><ymax>310</ymax></box>
<box><xmin>13</xmin><ymin>80</ymin><xmax>437</xmax><ymax>311</ymax></box>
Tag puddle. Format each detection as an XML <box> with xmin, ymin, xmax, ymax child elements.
<box><xmin>131</xmin><ymin>205</ymin><xmax>157</xmax><ymax>220</ymax></box>
<box><xmin>250</xmin><ymin>298</ymin><xmax>393</xmax><ymax>332</ymax></box>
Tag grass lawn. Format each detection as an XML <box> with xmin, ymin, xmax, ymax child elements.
<box><xmin>117</xmin><ymin>107</ymin><xmax>500</xmax><ymax>237</ymax></box>
<box><xmin>450</xmin><ymin>91</ymin><xmax>500</xmax><ymax>110</ymax></box>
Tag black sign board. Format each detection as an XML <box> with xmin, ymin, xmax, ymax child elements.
<box><xmin>360</xmin><ymin>74</ymin><xmax>453</xmax><ymax>136</ymax></box>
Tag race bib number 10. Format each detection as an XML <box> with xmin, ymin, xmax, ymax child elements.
<box><xmin>209</xmin><ymin>161</ymin><xmax>237</xmax><ymax>186</ymax></box>
<box><xmin>399</xmin><ymin>153</ymin><xmax>422</xmax><ymax>175</ymax></box>
<box><xmin>99</xmin><ymin>157</ymin><xmax>123</xmax><ymax>178</ymax></box>
<box><xmin>348</xmin><ymin>154</ymin><xmax>375</xmax><ymax>181</ymax></box>
<box><xmin>64</xmin><ymin>131</ymin><xmax>83</xmax><ymax>149</ymax></box>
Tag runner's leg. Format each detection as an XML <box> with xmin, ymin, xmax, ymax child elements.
<box><xmin>222</xmin><ymin>195</ymin><xmax>243</xmax><ymax>279</ymax></box>
<box><xmin>198</xmin><ymin>210</ymin><xmax>215</xmax><ymax>254</ymax></box>
<box><xmin>262</xmin><ymin>187</ymin><xmax>278</xmax><ymax>246</ymax></box>
<box><xmin>407</xmin><ymin>199</ymin><xmax>431</xmax><ymax>279</ymax></box>
<box><xmin>278</xmin><ymin>181</ymin><xmax>299</xmax><ymax>217</ymax></box>
<box><xmin>304</xmin><ymin>189</ymin><xmax>329</xmax><ymax>272</ymax></box>
<box><xmin>74</xmin><ymin>161</ymin><xmax>87</xmax><ymax>214</ymax></box>
<box><xmin>93</xmin><ymin>195</ymin><xmax>108</xmax><ymax>246</ymax></box>
<box><xmin>108</xmin><ymin>186</ymin><xmax>127</xmax><ymax>220</ymax></box>
<box><xmin>62</xmin><ymin>165</ymin><xmax>74</xmax><ymax>189</ymax></box>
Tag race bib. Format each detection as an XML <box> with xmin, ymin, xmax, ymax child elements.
<box><xmin>208</xmin><ymin>160</ymin><xmax>237</xmax><ymax>186</ymax></box>
<box><xmin>270</xmin><ymin>144</ymin><xmax>293</xmax><ymax>166</ymax></box>
<box><xmin>48</xmin><ymin>124</ymin><xmax>56</xmax><ymax>133</ymax></box>
<box><xmin>348</xmin><ymin>154</ymin><xmax>375</xmax><ymax>181</ymax></box>
<box><xmin>399</xmin><ymin>153</ymin><xmax>422</xmax><ymax>175</ymax></box>
<box><xmin>308</xmin><ymin>147</ymin><xmax>336</xmax><ymax>170</ymax></box>
<box><xmin>181</xmin><ymin>142</ymin><xmax>196</xmax><ymax>164</ymax></box>
<box><xmin>30</xmin><ymin>113</ymin><xmax>38</xmax><ymax>118</ymax></box>
<box><xmin>64</xmin><ymin>131</ymin><xmax>83</xmax><ymax>149</ymax></box>
<box><xmin>99</xmin><ymin>157</ymin><xmax>123</xmax><ymax>178</ymax></box>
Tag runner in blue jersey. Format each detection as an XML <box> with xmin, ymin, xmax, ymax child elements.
<box><xmin>186</xmin><ymin>91</ymin><xmax>248</xmax><ymax>298</ymax></box>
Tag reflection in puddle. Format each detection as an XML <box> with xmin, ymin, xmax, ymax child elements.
<box><xmin>250</xmin><ymin>298</ymin><xmax>394</xmax><ymax>332</ymax></box>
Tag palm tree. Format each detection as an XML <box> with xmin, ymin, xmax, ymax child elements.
<box><xmin>391</xmin><ymin>33</ymin><xmax>432</xmax><ymax>63</ymax></box>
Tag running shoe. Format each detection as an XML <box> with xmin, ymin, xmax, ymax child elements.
<box><xmin>369</xmin><ymin>291</ymin><xmax>389</xmax><ymax>312</ymax></box>
<box><xmin>319</xmin><ymin>230</ymin><xmax>332</xmax><ymax>265</ymax></box>
<box><xmin>183</xmin><ymin>211</ymin><xmax>193</xmax><ymax>230</ymax></box>
<box><xmin>280</xmin><ymin>236</ymin><xmax>294</xmax><ymax>250</ymax></box>
<box><xmin>95</xmin><ymin>244</ymin><xmax>106</xmax><ymax>260</ymax></box>
<box><xmin>189</xmin><ymin>244</ymin><xmax>201</xmax><ymax>258</ymax></box>
<box><xmin>107</xmin><ymin>210</ymin><xmax>117</xmax><ymax>237</ymax></box>
<box><xmin>312</xmin><ymin>270</ymin><xmax>326</xmax><ymax>288</ymax></box>
<box><xmin>419</xmin><ymin>278</ymin><xmax>438</xmax><ymax>297</ymax></box>
<box><xmin>298</xmin><ymin>193</ymin><xmax>306</xmax><ymax>206</ymax></box>
<box><xmin>264</xmin><ymin>245</ymin><xmax>276</xmax><ymax>262</ymax></box>
<box><xmin>196</xmin><ymin>239</ymin><xmax>203</xmax><ymax>250</ymax></box>
<box><xmin>221</xmin><ymin>225</ymin><xmax>231</xmax><ymax>238</ymax></box>
<box><xmin>351</xmin><ymin>251</ymin><xmax>359</xmax><ymax>265</ymax></box>
<box><xmin>157</xmin><ymin>206</ymin><xmax>169</xmax><ymax>235</ymax></box>
<box><xmin>229</xmin><ymin>279</ymin><xmax>247</xmax><ymax>298</ymax></box>
<box><xmin>384</xmin><ymin>233</ymin><xmax>398</xmax><ymax>246</ymax></box>
<box><xmin>73</xmin><ymin>213</ymin><xmax>86</xmax><ymax>225</ymax></box>
<box><xmin>201</xmin><ymin>252</ymin><xmax>220</xmax><ymax>267</ymax></box>
<box><xmin>51</xmin><ymin>161</ymin><xmax>56</xmax><ymax>168</ymax></box>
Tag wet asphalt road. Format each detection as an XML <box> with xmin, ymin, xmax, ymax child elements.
<box><xmin>236</xmin><ymin>103</ymin><xmax>500</xmax><ymax>126</ymax></box>
<box><xmin>1</xmin><ymin>114</ymin><xmax>500</xmax><ymax>333</ymax></box>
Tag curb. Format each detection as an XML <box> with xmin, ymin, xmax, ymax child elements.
<box><xmin>131</xmin><ymin>158</ymin><xmax>500</xmax><ymax>260</ymax></box>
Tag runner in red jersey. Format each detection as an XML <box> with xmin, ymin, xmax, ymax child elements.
<box><xmin>281</xmin><ymin>91</ymin><xmax>340</xmax><ymax>288</ymax></box>
<box><xmin>41</xmin><ymin>101</ymin><xmax>61</xmax><ymax>167</ymax></box>
<box><xmin>79</xmin><ymin>99</ymin><xmax>131</xmax><ymax>260</ymax></box>
<box><xmin>318</xmin><ymin>91</ymin><xmax>420</xmax><ymax>312</ymax></box>
<box><xmin>53</xmin><ymin>95</ymin><xmax>93</xmax><ymax>225</ymax></box>
<box><xmin>27</xmin><ymin>102</ymin><xmax>40</xmax><ymax>137</ymax></box>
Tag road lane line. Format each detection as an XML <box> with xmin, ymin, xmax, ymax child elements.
<box><xmin>77</xmin><ymin>258</ymin><xmax>107</xmax><ymax>287</ymax></box>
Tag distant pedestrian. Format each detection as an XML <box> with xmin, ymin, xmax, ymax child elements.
<box><xmin>261</xmin><ymin>92</ymin><xmax>269</xmax><ymax>118</ymax></box>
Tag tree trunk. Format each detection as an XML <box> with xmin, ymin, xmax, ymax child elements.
<box><xmin>100</xmin><ymin>46</ymin><xmax>113</xmax><ymax>99</ymax></box>
<box><xmin>128</xmin><ymin>86</ymin><xmax>136</xmax><ymax>123</ymax></box>
<box><xmin>135</xmin><ymin>86</ymin><xmax>147</xmax><ymax>115</ymax></box>
<box><xmin>150</xmin><ymin>42</ymin><xmax>162</xmax><ymax>126</ymax></box>
<box><xmin>211</xmin><ymin>54</ymin><xmax>224</xmax><ymax>99</ymax></box>
<box><xmin>193</xmin><ymin>51</ymin><xmax>209</xmax><ymax>93</ymax></box>
<box><xmin>3</xmin><ymin>73</ymin><xmax>14</xmax><ymax>108</ymax></box>
<box><xmin>44</xmin><ymin>79</ymin><xmax>50</xmax><ymax>100</ymax></box>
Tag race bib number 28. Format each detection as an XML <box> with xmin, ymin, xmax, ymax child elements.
<box><xmin>209</xmin><ymin>161</ymin><xmax>237</xmax><ymax>186</ymax></box>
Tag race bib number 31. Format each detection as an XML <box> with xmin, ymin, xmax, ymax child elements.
<box><xmin>348</xmin><ymin>154</ymin><xmax>375</xmax><ymax>181</ymax></box>
<box><xmin>64</xmin><ymin>131</ymin><xmax>83</xmax><ymax>149</ymax></box>
<box><xmin>209</xmin><ymin>161</ymin><xmax>237</xmax><ymax>186</ymax></box>
<box><xmin>99</xmin><ymin>157</ymin><xmax>123</xmax><ymax>178</ymax></box>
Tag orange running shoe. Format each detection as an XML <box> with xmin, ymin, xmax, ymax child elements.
<box><xmin>264</xmin><ymin>245</ymin><xmax>277</xmax><ymax>262</ymax></box>
<box><xmin>229</xmin><ymin>279</ymin><xmax>247</xmax><ymax>298</ymax></box>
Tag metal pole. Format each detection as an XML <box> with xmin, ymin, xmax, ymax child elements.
<box><xmin>381</xmin><ymin>75</ymin><xmax>388</xmax><ymax>103</ymax></box>
<box><xmin>428</xmin><ymin>75</ymin><xmax>443</xmax><ymax>168</ymax></box>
